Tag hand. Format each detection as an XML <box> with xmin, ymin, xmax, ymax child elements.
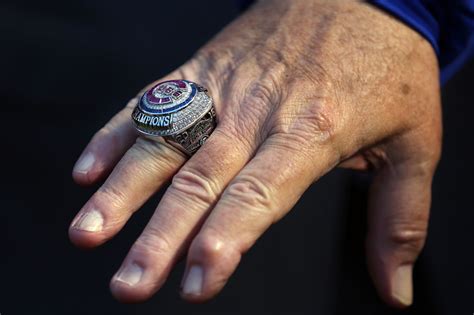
<box><xmin>69</xmin><ymin>0</ymin><xmax>441</xmax><ymax>308</ymax></box>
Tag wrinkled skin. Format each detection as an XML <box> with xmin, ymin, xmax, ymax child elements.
<box><xmin>69</xmin><ymin>0</ymin><xmax>441</xmax><ymax>309</ymax></box>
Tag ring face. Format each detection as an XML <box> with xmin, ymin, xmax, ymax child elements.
<box><xmin>141</xmin><ymin>80</ymin><xmax>197</xmax><ymax>115</ymax></box>
<box><xmin>132</xmin><ymin>79</ymin><xmax>217</xmax><ymax>155</ymax></box>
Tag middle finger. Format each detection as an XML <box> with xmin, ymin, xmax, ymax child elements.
<box><xmin>109</xmin><ymin>125</ymin><xmax>255</xmax><ymax>302</ymax></box>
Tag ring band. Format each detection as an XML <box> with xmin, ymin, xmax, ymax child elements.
<box><xmin>131</xmin><ymin>79</ymin><xmax>217</xmax><ymax>155</ymax></box>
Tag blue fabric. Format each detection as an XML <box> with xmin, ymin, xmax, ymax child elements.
<box><xmin>369</xmin><ymin>0</ymin><xmax>474</xmax><ymax>84</ymax></box>
<box><xmin>237</xmin><ymin>0</ymin><xmax>474</xmax><ymax>85</ymax></box>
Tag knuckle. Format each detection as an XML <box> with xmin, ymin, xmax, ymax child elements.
<box><xmin>95</xmin><ymin>125</ymin><xmax>112</xmax><ymax>138</ymax></box>
<box><xmin>133</xmin><ymin>137</ymin><xmax>180</xmax><ymax>159</ymax></box>
<box><xmin>93</xmin><ymin>125</ymin><xmax>116</xmax><ymax>145</ymax></box>
<box><xmin>211</xmin><ymin>125</ymin><xmax>239</xmax><ymax>143</ymax></box>
<box><xmin>222</xmin><ymin>78</ymin><xmax>279</xmax><ymax>143</ymax></box>
<box><xmin>192</xmin><ymin>234</ymin><xmax>225</xmax><ymax>263</ymax></box>
<box><xmin>247</xmin><ymin>79</ymin><xmax>278</xmax><ymax>107</ymax></box>
<box><xmin>213</xmin><ymin>124</ymin><xmax>244</xmax><ymax>145</ymax></box>
<box><xmin>224</xmin><ymin>174</ymin><xmax>274</xmax><ymax>216</ymax></box>
<box><xmin>212</xmin><ymin>124</ymin><xmax>256</xmax><ymax>154</ymax></box>
<box><xmin>387</xmin><ymin>222</ymin><xmax>428</xmax><ymax>253</ymax></box>
<box><xmin>305</xmin><ymin>104</ymin><xmax>336</xmax><ymax>139</ymax></box>
<box><xmin>191</xmin><ymin>231</ymin><xmax>235</xmax><ymax>264</ymax></box>
<box><xmin>170</xmin><ymin>168</ymin><xmax>219</xmax><ymax>206</ymax></box>
<box><xmin>133</xmin><ymin>230</ymin><xmax>173</xmax><ymax>258</ymax></box>
<box><xmin>272</xmin><ymin>100</ymin><xmax>337</xmax><ymax>147</ymax></box>
<box><xmin>92</xmin><ymin>108</ymin><xmax>135</xmax><ymax>148</ymax></box>
<box><xmin>129</xmin><ymin>137</ymin><xmax>185</xmax><ymax>171</ymax></box>
<box><xmin>241</xmin><ymin>75</ymin><xmax>283</xmax><ymax>117</ymax></box>
<box><xmin>96</xmin><ymin>183</ymin><xmax>128</xmax><ymax>210</ymax></box>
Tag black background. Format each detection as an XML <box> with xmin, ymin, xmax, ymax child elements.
<box><xmin>0</xmin><ymin>1</ymin><xmax>473</xmax><ymax>314</ymax></box>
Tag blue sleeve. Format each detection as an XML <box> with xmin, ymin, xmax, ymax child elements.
<box><xmin>369</xmin><ymin>0</ymin><xmax>474</xmax><ymax>85</ymax></box>
<box><xmin>237</xmin><ymin>0</ymin><xmax>474</xmax><ymax>85</ymax></box>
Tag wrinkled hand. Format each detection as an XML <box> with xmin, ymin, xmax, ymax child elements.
<box><xmin>69</xmin><ymin>0</ymin><xmax>441</xmax><ymax>308</ymax></box>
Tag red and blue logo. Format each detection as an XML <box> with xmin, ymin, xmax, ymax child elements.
<box><xmin>139</xmin><ymin>79</ymin><xmax>197</xmax><ymax>114</ymax></box>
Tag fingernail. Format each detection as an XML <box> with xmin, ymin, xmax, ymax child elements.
<box><xmin>182</xmin><ymin>265</ymin><xmax>203</xmax><ymax>296</ymax></box>
<box><xmin>74</xmin><ymin>152</ymin><xmax>95</xmax><ymax>174</ymax></box>
<box><xmin>392</xmin><ymin>265</ymin><xmax>413</xmax><ymax>306</ymax></box>
<box><xmin>72</xmin><ymin>209</ymin><xmax>104</xmax><ymax>232</ymax></box>
<box><xmin>114</xmin><ymin>263</ymin><xmax>144</xmax><ymax>286</ymax></box>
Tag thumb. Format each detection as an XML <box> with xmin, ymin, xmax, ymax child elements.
<box><xmin>365</xmin><ymin>134</ymin><xmax>440</xmax><ymax>308</ymax></box>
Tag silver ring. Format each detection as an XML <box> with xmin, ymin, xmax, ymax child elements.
<box><xmin>131</xmin><ymin>79</ymin><xmax>217</xmax><ymax>155</ymax></box>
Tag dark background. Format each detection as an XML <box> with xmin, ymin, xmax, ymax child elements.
<box><xmin>0</xmin><ymin>1</ymin><xmax>472</xmax><ymax>314</ymax></box>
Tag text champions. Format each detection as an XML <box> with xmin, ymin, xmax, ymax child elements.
<box><xmin>132</xmin><ymin>108</ymin><xmax>173</xmax><ymax>129</ymax></box>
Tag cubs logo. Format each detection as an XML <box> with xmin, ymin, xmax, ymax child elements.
<box><xmin>151</xmin><ymin>80</ymin><xmax>187</xmax><ymax>104</ymax></box>
<box><xmin>140</xmin><ymin>79</ymin><xmax>197</xmax><ymax>114</ymax></box>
